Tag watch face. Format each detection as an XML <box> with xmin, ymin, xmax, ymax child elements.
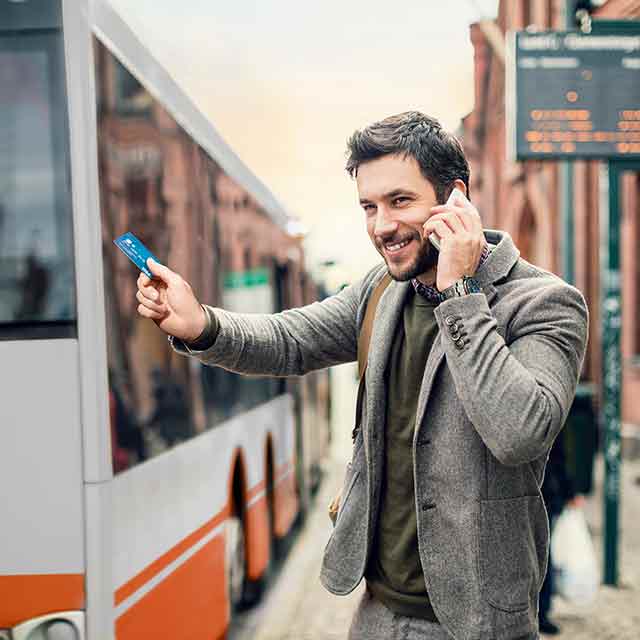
<box><xmin>465</xmin><ymin>278</ymin><xmax>481</xmax><ymax>294</ymax></box>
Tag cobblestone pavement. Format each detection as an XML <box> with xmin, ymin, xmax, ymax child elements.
<box><xmin>231</xmin><ymin>454</ymin><xmax>640</xmax><ymax>639</ymax></box>
<box><xmin>230</xmin><ymin>456</ymin><xmax>364</xmax><ymax>640</ymax></box>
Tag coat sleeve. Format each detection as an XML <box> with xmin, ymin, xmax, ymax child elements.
<box><xmin>170</xmin><ymin>266</ymin><xmax>386</xmax><ymax>377</ymax></box>
<box><xmin>433</xmin><ymin>279</ymin><xmax>589</xmax><ymax>466</ymax></box>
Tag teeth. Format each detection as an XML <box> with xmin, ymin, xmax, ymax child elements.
<box><xmin>386</xmin><ymin>239</ymin><xmax>410</xmax><ymax>252</ymax></box>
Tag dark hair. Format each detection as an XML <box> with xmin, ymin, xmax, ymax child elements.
<box><xmin>345</xmin><ymin>111</ymin><xmax>470</xmax><ymax>203</ymax></box>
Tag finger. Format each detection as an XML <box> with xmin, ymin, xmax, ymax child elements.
<box><xmin>430</xmin><ymin>200</ymin><xmax>470</xmax><ymax>219</ymax></box>
<box><xmin>137</xmin><ymin>272</ymin><xmax>151</xmax><ymax>287</ymax></box>
<box><xmin>425</xmin><ymin>213</ymin><xmax>464</xmax><ymax>235</ymax></box>
<box><xmin>470</xmin><ymin>208</ymin><xmax>484</xmax><ymax>234</ymax></box>
<box><xmin>442</xmin><ymin>201</ymin><xmax>482</xmax><ymax>233</ymax></box>
<box><xmin>137</xmin><ymin>303</ymin><xmax>165</xmax><ymax>320</ymax></box>
<box><xmin>442</xmin><ymin>212</ymin><xmax>466</xmax><ymax>234</ymax></box>
<box><xmin>136</xmin><ymin>290</ymin><xmax>166</xmax><ymax>313</ymax></box>
<box><xmin>423</xmin><ymin>219</ymin><xmax>453</xmax><ymax>242</ymax></box>
<box><xmin>454</xmin><ymin>210</ymin><xmax>473</xmax><ymax>232</ymax></box>
<box><xmin>147</xmin><ymin>257</ymin><xmax>176</xmax><ymax>283</ymax></box>
<box><xmin>138</xmin><ymin>280</ymin><xmax>161</xmax><ymax>303</ymax></box>
<box><xmin>430</xmin><ymin>202</ymin><xmax>463</xmax><ymax>215</ymax></box>
<box><xmin>458</xmin><ymin>206</ymin><xmax>482</xmax><ymax>238</ymax></box>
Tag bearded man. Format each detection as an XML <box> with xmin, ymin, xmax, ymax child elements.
<box><xmin>136</xmin><ymin>111</ymin><xmax>588</xmax><ymax>640</ymax></box>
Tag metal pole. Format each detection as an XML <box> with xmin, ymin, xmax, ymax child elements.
<box><xmin>561</xmin><ymin>163</ymin><xmax>574</xmax><ymax>284</ymax></box>
<box><xmin>599</xmin><ymin>162</ymin><xmax>621</xmax><ymax>586</ymax></box>
<box><xmin>561</xmin><ymin>0</ymin><xmax>575</xmax><ymax>285</ymax></box>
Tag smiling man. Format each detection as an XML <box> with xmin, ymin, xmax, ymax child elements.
<box><xmin>135</xmin><ymin>111</ymin><xmax>588</xmax><ymax>639</ymax></box>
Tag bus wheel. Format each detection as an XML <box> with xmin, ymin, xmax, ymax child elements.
<box><xmin>225</xmin><ymin>515</ymin><xmax>246</xmax><ymax>612</ymax></box>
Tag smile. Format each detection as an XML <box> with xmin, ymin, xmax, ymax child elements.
<box><xmin>384</xmin><ymin>238</ymin><xmax>412</xmax><ymax>253</ymax></box>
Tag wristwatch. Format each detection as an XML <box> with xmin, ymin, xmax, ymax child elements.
<box><xmin>439</xmin><ymin>276</ymin><xmax>482</xmax><ymax>301</ymax></box>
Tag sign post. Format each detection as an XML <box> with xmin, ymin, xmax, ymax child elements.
<box><xmin>599</xmin><ymin>161</ymin><xmax>621</xmax><ymax>586</ymax></box>
<box><xmin>592</xmin><ymin>18</ymin><xmax>640</xmax><ymax>588</ymax></box>
<box><xmin>508</xmin><ymin>21</ymin><xmax>640</xmax><ymax>587</ymax></box>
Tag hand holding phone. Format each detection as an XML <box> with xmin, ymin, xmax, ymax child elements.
<box><xmin>423</xmin><ymin>186</ymin><xmax>485</xmax><ymax>292</ymax></box>
<box><xmin>427</xmin><ymin>187</ymin><xmax>466</xmax><ymax>251</ymax></box>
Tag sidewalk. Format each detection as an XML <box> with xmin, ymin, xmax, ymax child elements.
<box><xmin>233</xmin><ymin>451</ymin><xmax>640</xmax><ymax>639</ymax></box>
<box><xmin>232</xmin><ymin>457</ymin><xmax>364</xmax><ymax>640</ymax></box>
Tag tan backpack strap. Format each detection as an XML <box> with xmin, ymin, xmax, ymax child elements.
<box><xmin>357</xmin><ymin>272</ymin><xmax>392</xmax><ymax>379</ymax></box>
<box><xmin>331</xmin><ymin>271</ymin><xmax>393</xmax><ymax>521</ymax></box>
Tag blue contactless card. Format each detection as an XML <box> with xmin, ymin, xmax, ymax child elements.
<box><xmin>113</xmin><ymin>232</ymin><xmax>160</xmax><ymax>278</ymax></box>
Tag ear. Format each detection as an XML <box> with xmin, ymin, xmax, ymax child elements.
<box><xmin>452</xmin><ymin>178</ymin><xmax>467</xmax><ymax>198</ymax></box>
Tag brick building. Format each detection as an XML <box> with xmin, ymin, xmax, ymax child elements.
<box><xmin>462</xmin><ymin>0</ymin><xmax>640</xmax><ymax>446</ymax></box>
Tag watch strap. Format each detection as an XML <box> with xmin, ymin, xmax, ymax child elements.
<box><xmin>439</xmin><ymin>276</ymin><xmax>481</xmax><ymax>301</ymax></box>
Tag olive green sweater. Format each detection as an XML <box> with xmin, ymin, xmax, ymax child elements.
<box><xmin>366</xmin><ymin>288</ymin><xmax>440</xmax><ymax>621</ymax></box>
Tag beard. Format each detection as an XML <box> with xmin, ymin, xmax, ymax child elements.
<box><xmin>384</xmin><ymin>234</ymin><xmax>439</xmax><ymax>282</ymax></box>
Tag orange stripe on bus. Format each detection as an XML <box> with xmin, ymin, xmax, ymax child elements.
<box><xmin>115</xmin><ymin>534</ymin><xmax>227</xmax><ymax>640</ymax></box>
<box><xmin>245</xmin><ymin>494</ymin><xmax>270</xmax><ymax>580</ymax></box>
<box><xmin>0</xmin><ymin>574</ymin><xmax>84</xmax><ymax>628</ymax></box>
<box><xmin>245</xmin><ymin>479</ymin><xmax>266</xmax><ymax>502</ymax></box>
<box><xmin>274</xmin><ymin>472</ymin><xmax>298</xmax><ymax>537</ymax></box>
<box><xmin>114</xmin><ymin>465</ymin><xmax>292</xmax><ymax>612</ymax></box>
<box><xmin>114</xmin><ymin>505</ymin><xmax>229</xmax><ymax>606</ymax></box>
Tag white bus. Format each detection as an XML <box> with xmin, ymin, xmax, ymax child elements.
<box><xmin>0</xmin><ymin>1</ymin><xmax>330</xmax><ymax>638</ymax></box>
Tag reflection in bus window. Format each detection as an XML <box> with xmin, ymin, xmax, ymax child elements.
<box><xmin>0</xmin><ymin>27</ymin><xmax>75</xmax><ymax>337</ymax></box>
<box><xmin>95</xmin><ymin>38</ymin><xmax>292</xmax><ymax>472</ymax></box>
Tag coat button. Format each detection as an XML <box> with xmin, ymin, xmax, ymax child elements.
<box><xmin>451</xmin><ymin>332</ymin><xmax>461</xmax><ymax>341</ymax></box>
<box><xmin>445</xmin><ymin>316</ymin><xmax>456</xmax><ymax>326</ymax></box>
<box><xmin>449</xmin><ymin>323</ymin><xmax>459</xmax><ymax>334</ymax></box>
<box><xmin>455</xmin><ymin>338</ymin><xmax>465</xmax><ymax>349</ymax></box>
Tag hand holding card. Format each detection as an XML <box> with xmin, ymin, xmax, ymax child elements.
<box><xmin>136</xmin><ymin>258</ymin><xmax>207</xmax><ymax>342</ymax></box>
<box><xmin>115</xmin><ymin>232</ymin><xmax>206</xmax><ymax>341</ymax></box>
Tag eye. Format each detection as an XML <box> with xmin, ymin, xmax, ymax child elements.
<box><xmin>392</xmin><ymin>196</ymin><xmax>410</xmax><ymax>207</ymax></box>
<box><xmin>362</xmin><ymin>203</ymin><xmax>376</xmax><ymax>215</ymax></box>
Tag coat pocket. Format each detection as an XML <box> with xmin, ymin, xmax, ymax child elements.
<box><xmin>322</xmin><ymin>465</ymin><xmax>367</xmax><ymax>585</ymax></box>
<box><xmin>477</xmin><ymin>495</ymin><xmax>548</xmax><ymax>613</ymax></box>
<box><xmin>336</xmin><ymin>466</ymin><xmax>360</xmax><ymax>526</ymax></box>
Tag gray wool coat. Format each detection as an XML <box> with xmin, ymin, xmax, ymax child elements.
<box><xmin>172</xmin><ymin>229</ymin><xmax>589</xmax><ymax>640</ymax></box>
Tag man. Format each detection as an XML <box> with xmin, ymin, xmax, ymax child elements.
<box><xmin>135</xmin><ymin>112</ymin><xmax>588</xmax><ymax>639</ymax></box>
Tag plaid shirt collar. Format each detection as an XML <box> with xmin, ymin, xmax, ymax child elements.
<box><xmin>411</xmin><ymin>244</ymin><xmax>491</xmax><ymax>304</ymax></box>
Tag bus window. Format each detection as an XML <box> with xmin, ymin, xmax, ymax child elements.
<box><xmin>95</xmin><ymin>38</ymin><xmax>283</xmax><ymax>473</ymax></box>
<box><xmin>0</xmin><ymin>0</ymin><xmax>76</xmax><ymax>340</ymax></box>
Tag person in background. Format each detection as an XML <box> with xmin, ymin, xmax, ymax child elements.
<box><xmin>539</xmin><ymin>432</ymin><xmax>581</xmax><ymax>635</ymax></box>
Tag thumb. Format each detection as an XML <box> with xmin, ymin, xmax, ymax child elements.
<box><xmin>147</xmin><ymin>257</ymin><xmax>173</xmax><ymax>282</ymax></box>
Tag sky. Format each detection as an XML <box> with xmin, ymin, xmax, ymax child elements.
<box><xmin>109</xmin><ymin>0</ymin><xmax>499</xmax><ymax>287</ymax></box>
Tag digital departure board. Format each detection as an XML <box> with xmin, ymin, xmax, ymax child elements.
<box><xmin>508</xmin><ymin>31</ymin><xmax>640</xmax><ymax>160</ymax></box>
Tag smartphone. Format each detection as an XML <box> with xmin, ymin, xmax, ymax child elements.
<box><xmin>428</xmin><ymin>187</ymin><xmax>466</xmax><ymax>251</ymax></box>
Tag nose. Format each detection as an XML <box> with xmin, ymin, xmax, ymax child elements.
<box><xmin>374</xmin><ymin>206</ymin><xmax>398</xmax><ymax>239</ymax></box>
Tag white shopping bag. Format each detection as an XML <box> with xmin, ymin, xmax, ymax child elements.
<box><xmin>551</xmin><ymin>505</ymin><xmax>599</xmax><ymax>605</ymax></box>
